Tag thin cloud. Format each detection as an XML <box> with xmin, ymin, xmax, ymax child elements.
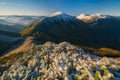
<box><xmin>0</xmin><ymin>2</ymin><xmax>6</xmax><ymax>5</ymax></box>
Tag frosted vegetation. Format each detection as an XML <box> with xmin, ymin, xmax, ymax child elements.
<box><xmin>0</xmin><ymin>42</ymin><xmax>120</xmax><ymax>80</ymax></box>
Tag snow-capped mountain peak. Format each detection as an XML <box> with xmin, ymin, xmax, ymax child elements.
<box><xmin>49</xmin><ymin>11</ymin><xmax>63</xmax><ymax>17</ymax></box>
<box><xmin>47</xmin><ymin>11</ymin><xmax>81</xmax><ymax>24</ymax></box>
<box><xmin>77</xmin><ymin>13</ymin><xmax>86</xmax><ymax>19</ymax></box>
<box><xmin>77</xmin><ymin>13</ymin><xmax>106</xmax><ymax>23</ymax></box>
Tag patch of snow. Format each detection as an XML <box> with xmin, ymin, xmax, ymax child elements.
<box><xmin>77</xmin><ymin>14</ymin><xmax>87</xmax><ymax>19</ymax></box>
<box><xmin>49</xmin><ymin>11</ymin><xmax>63</xmax><ymax>17</ymax></box>
<box><xmin>77</xmin><ymin>13</ymin><xmax>106</xmax><ymax>23</ymax></box>
<box><xmin>46</xmin><ymin>12</ymin><xmax>78</xmax><ymax>24</ymax></box>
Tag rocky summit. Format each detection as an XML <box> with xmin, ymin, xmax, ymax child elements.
<box><xmin>0</xmin><ymin>42</ymin><xmax>120</xmax><ymax>80</ymax></box>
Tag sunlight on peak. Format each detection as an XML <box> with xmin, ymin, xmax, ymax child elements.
<box><xmin>49</xmin><ymin>11</ymin><xmax>63</xmax><ymax>17</ymax></box>
<box><xmin>77</xmin><ymin>13</ymin><xmax>106</xmax><ymax>23</ymax></box>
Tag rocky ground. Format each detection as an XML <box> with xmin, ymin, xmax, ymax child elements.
<box><xmin>0</xmin><ymin>42</ymin><xmax>120</xmax><ymax>80</ymax></box>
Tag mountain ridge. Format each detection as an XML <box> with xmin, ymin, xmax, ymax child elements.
<box><xmin>21</xmin><ymin>12</ymin><xmax>120</xmax><ymax>51</ymax></box>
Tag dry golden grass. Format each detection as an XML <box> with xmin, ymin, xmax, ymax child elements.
<box><xmin>98</xmin><ymin>48</ymin><xmax>120</xmax><ymax>56</ymax></box>
<box><xmin>21</xmin><ymin>19</ymin><xmax>43</xmax><ymax>36</ymax></box>
<box><xmin>85</xmin><ymin>47</ymin><xmax>120</xmax><ymax>57</ymax></box>
<box><xmin>100</xmin><ymin>48</ymin><xmax>120</xmax><ymax>53</ymax></box>
<box><xmin>74</xmin><ymin>45</ymin><xmax>120</xmax><ymax>57</ymax></box>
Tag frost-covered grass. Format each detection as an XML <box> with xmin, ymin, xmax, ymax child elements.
<box><xmin>0</xmin><ymin>42</ymin><xmax>120</xmax><ymax>80</ymax></box>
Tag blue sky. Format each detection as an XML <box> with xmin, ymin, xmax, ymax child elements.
<box><xmin>0</xmin><ymin>0</ymin><xmax>120</xmax><ymax>16</ymax></box>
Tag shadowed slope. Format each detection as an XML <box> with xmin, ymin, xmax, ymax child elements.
<box><xmin>21</xmin><ymin>13</ymin><xmax>120</xmax><ymax>51</ymax></box>
<box><xmin>1</xmin><ymin>37</ymin><xmax>33</xmax><ymax>58</ymax></box>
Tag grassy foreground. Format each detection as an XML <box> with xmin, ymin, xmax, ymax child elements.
<box><xmin>0</xmin><ymin>42</ymin><xmax>120</xmax><ymax>80</ymax></box>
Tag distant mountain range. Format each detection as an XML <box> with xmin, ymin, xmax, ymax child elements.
<box><xmin>0</xmin><ymin>16</ymin><xmax>44</xmax><ymax>55</ymax></box>
<box><xmin>0</xmin><ymin>15</ymin><xmax>44</xmax><ymax>32</ymax></box>
<box><xmin>21</xmin><ymin>12</ymin><xmax>120</xmax><ymax>50</ymax></box>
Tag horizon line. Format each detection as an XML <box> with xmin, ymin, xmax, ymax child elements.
<box><xmin>0</xmin><ymin>12</ymin><xmax>119</xmax><ymax>16</ymax></box>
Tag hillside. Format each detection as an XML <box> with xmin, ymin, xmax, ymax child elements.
<box><xmin>1</xmin><ymin>37</ymin><xmax>33</xmax><ymax>58</ymax></box>
<box><xmin>0</xmin><ymin>30</ymin><xmax>23</xmax><ymax>55</ymax></box>
<box><xmin>0</xmin><ymin>15</ymin><xmax>44</xmax><ymax>55</ymax></box>
<box><xmin>0</xmin><ymin>42</ymin><xmax>120</xmax><ymax>80</ymax></box>
<box><xmin>76</xmin><ymin>45</ymin><xmax>120</xmax><ymax>57</ymax></box>
<box><xmin>0</xmin><ymin>23</ymin><xmax>24</xmax><ymax>32</ymax></box>
<box><xmin>0</xmin><ymin>30</ymin><xmax>20</xmax><ymax>37</ymax></box>
<box><xmin>21</xmin><ymin>12</ymin><xmax>120</xmax><ymax>52</ymax></box>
